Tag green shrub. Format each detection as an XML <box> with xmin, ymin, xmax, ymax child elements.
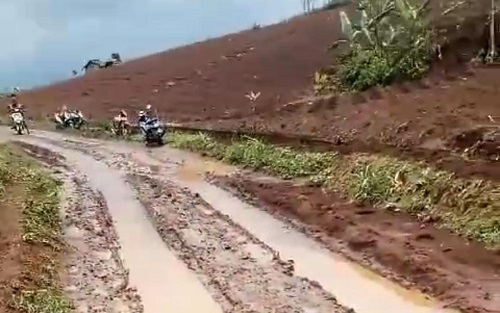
<box><xmin>319</xmin><ymin>0</ymin><xmax>437</xmax><ymax>92</ymax></box>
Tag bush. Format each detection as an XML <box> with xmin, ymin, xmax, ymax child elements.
<box><xmin>318</xmin><ymin>0</ymin><xmax>436</xmax><ymax>92</ymax></box>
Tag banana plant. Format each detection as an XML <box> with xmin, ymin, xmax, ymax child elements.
<box><xmin>339</xmin><ymin>0</ymin><xmax>398</xmax><ymax>49</ymax></box>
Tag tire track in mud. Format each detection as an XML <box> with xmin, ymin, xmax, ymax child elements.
<box><xmin>15</xmin><ymin>137</ymin><xmax>225</xmax><ymax>313</ymax></box>
<box><xmin>27</xmin><ymin>133</ymin><xmax>464</xmax><ymax>313</ymax></box>
<box><xmin>14</xmin><ymin>142</ymin><xmax>143</xmax><ymax>313</ymax></box>
<box><xmin>127</xmin><ymin>173</ymin><xmax>347</xmax><ymax>313</ymax></box>
<box><xmin>60</xmin><ymin>175</ymin><xmax>143</xmax><ymax>313</ymax></box>
<box><xmin>29</xmin><ymin>134</ymin><xmax>353</xmax><ymax>312</ymax></box>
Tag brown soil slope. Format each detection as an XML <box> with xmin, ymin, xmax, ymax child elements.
<box><xmin>20</xmin><ymin>9</ymin><xmax>340</xmax><ymax>121</ymax></box>
<box><xmin>14</xmin><ymin>1</ymin><xmax>499</xmax><ymax>175</ymax></box>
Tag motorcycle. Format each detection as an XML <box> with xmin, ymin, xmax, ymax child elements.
<box><xmin>55</xmin><ymin>110</ymin><xmax>85</xmax><ymax>129</ymax></box>
<box><xmin>65</xmin><ymin>110</ymin><xmax>85</xmax><ymax>129</ymax></box>
<box><xmin>139</xmin><ymin>116</ymin><xmax>166</xmax><ymax>146</ymax></box>
<box><xmin>11</xmin><ymin>109</ymin><xmax>29</xmax><ymax>135</ymax></box>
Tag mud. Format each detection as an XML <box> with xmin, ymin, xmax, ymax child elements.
<box><xmin>17</xmin><ymin>137</ymin><xmax>224</xmax><ymax>313</ymax></box>
<box><xmin>210</xmin><ymin>174</ymin><xmax>500</xmax><ymax>313</ymax></box>
<box><xmin>14</xmin><ymin>142</ymin><xmax>144</xmax><ymax>313</ymax></box>
<box><xmin>128</xmin><ymin>173</ymin><xmax>347</xmax><ymax>313</ymax></box>
<box><xmin>48</xmin><ymin>133</ymin><xmax>352</xmax><ymax>312</ymax></box>
<box><xmin>4</xmin><ymin>129</ymin><xmax>499</xmax><ymax>313</ymax></box>
<box><xmin>52</xmin><ymin>137</ymin><xmax>460</xmax><ymax>313</ymax></box>
<box><xmin>60</xmin><ymin>175</ymin><xmax>143</xmax><ymax>313</ymax></box>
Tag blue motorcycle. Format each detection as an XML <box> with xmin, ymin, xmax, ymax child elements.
<box><xmin>139</xmin><ymin>116</ymin><xmax>166</xmax><ymax>146</ymax></box>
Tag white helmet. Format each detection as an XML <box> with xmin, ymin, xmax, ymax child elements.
<box><xmin>138</xmin><ymin>110</ymin><xmax>145</xmax><ymax>116</ymax></box>
<box><xmin>146</xmin><ymin>104</ymin><xmax>152</xmax><ymax>110</ymax></box>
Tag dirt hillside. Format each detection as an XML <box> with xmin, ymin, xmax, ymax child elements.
<box><xmin>13</xmin><ymin>1</ymin><xmax>500</xmax><ymax>174</ymax></box>
<box><xmin>19</xmin><ymin>9</ymin><xmax>340</xmax><ymax>121</ymax></box>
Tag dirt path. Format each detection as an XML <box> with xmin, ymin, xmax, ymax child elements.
<box><xmin>23</xmin><ymin>130</ymin><xmax>465</xmax><ymax>312</ymax></box>
<box><xmin>3</xmin><ymin>128</ymin><xmax>493</xmax><ymax>313</ymax></box>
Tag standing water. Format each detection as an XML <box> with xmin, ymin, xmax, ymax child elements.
<box><xmin>22</xmin><ymin>138</ymin><xmax>223</xmax><ymax>313</ymax></box>
<box><xmin>149</xmin><ymin>149</ymin><xmax>459</xmax><ymax>313</ymax></box>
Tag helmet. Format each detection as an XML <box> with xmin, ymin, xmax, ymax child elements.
<box><xmin>120</xmin><ymin>110</ymin><xmax>127</xmax><ymax>117</ymax></box>
<box><xmin>138</xmin><ymin>110</ymin><xmax>145</xmax><ymax>116</ymax></box>
<box><xmin>146</xmin><ymin>104</ymin><xmax>152</xmax><ymax>110</ymax></box>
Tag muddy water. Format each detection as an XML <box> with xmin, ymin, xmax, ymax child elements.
<box><xmin>147</xmin><ymin>150</ymin><xmax>458</xmax><ymax>313</ymax></box>
<box><xmin>18</xmin><ymin>137</ymin><xmax>223</xmax><ymax>313</ymax></box>
<box><xmin>9</xmin><ymin>129</ymin><xmax>461</xmax><ymax>313</ymax></box>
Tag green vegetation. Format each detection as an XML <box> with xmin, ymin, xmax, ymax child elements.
<box><xmin>169</xmin><ymin>131</ymin><xmax>500</xmax><ymax>247</ymax></box>
<box><xmin>315</xmin><ymin>0</ymin><xmax>434</xmax><ymax>93</ymax></box>
<box><xmin>0</xmin><ymin>145</ymin><xmax>71</xmax><ymax>313</ymax></box>
<box><xmin>169</xmin><ymin>132</ymin><xmax>335</xmax><ymax>178</ymax></box>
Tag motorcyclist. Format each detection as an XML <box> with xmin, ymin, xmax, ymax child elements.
<box><xmin>117</xmin><ymin>109</ymin><xmax>128</xmax><ymax>121</ymax></box>
<box><xmin>137</xmin><ymin>110</ymin><xmax>146</xmax><ymax>122</ymax></box>
<box><xmin>54</xmin><ymin>105</ymin><xmax>69</xmax><ymax>125</ymax></box>
<box><xmin>137</xmin><ymin>110</ymin><xmax>149</xmax><ymax>136</ymax></box>
<box><xmin>113</xmin><ymin>110</ymin><xmax>129</xmax><ymax>130</ymax></box>
<box><xmin>7</xmin><ymin>97</ymin><xmax>26</xmax><ymax>129</ymax></box>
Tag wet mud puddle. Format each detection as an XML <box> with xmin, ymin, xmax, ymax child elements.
<box><xmin>20</xmin><ymin>137</ymin><xmax>223</xmax><ymax>313</ymax></box>
<box><xmin>154</xmin><ymin>152</ymin><xmax>459</xmax><ymax>313</ymax></box>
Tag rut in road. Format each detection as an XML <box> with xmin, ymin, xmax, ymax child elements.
<box><xmin>15</xmin><ymin>134</ymin><xmax>350</xmax><ymax>313</ymax></box>
<box><xmin>12</xmin><ymin>131</ymin><xmax>459</xmax><ymax>313</ymax></box>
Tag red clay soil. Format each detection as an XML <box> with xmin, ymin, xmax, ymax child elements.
<box><xmin>12</xmin><ymin>1</ymin><xmax>499</xmax><ymax>178</ymax></box>
<box><xmin>189</xmin><ymin>66</ymin><xmax>500</xmax><ymax>180</ymax></box>
<box><xmin>212</xmin><ymin>174</ymin><xmax>500</xmax><ymax>313</ymax></box>
<box><xmin>19</xmin><ymin>8</ymin><xmax>340</xmax><ymax>121</ymax></box>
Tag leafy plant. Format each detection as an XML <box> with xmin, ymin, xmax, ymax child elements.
<box><xmin>317</xmin><ymin>0</ymin><xmax>437</xmax><ymax>92</ymax></box>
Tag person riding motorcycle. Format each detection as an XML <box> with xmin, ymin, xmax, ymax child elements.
<box><xmin>54</xmin><ymin>105</ymin><xmax>69</xmax><ymax>125</ymax></box>
<box><xmin>7</xmin><ymin>97</ymin><xmax>26</xmax><ymax>129</ymax></box>
<box><xmin>113</xmin><ymin>110</ymin><xmax>129</xmax><ymax>131</ymax></box>
<box><xmin>137</xmin><ymin>110</ymin><xmax>148</xmax><ymax>136</ymax></box>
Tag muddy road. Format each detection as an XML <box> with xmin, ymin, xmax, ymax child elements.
<box><xmin>0</xmin><ymin>127</ymin><xmax>475</xmax><ymax>313</ymax></box>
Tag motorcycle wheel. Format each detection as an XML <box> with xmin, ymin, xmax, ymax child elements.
<box><xmin>16</xmin><ymin>124</ymin><xmax>22</xmax><ymax>135</ymax></box>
